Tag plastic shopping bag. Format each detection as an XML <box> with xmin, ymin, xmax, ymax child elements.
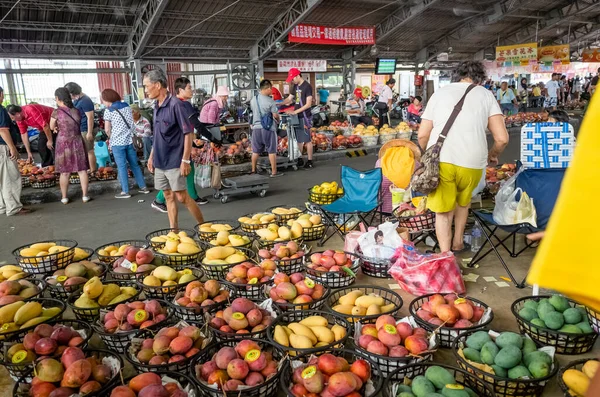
<box><xmin>357</xmin><ymin>221</ymin><xmax>405</xmax><ymax>260</ymax></box>
<box><xmin>471</xmin><ymin>168</ymin><xmax>486</xmax><ymax>198</ymax></box>
<box><xmin>514</xmin><ymin>191</ymin><xmax>537</xmax><ymax>227</ymax></box>
<box><xmin>388</xmin><ymin>241</ymin><xmax>466</xmax><ymax>295</ymax></box>
<box><xmin>195</xmin><ymin>164</ymin><xmax>211</xmax><ymax>189</ymax></box>
<box><xmin>211</xmin><ymin>162</ymin><xmax>222</xmax><ymax>189</ymax></box>
<box><xmin>492</xmin><ymin>169</ymin><xmax>522</xmax><ymax>225</ymax></box>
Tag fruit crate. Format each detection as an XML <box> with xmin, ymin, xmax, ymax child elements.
<box><xmin>280</xmin><ymin>347</ymin><xmax>383</xmax><ymax>397</ymax></box>
<box><xmin>0</xmin><ymin>278</ymin><xmax>46</xmax><ymax>306</ymax></box>
<box><xmin>198</xmin><ymin>247</ymin><xmax>257</xmax><ymax>280</ymax></box>
<box><xmin>137</xmin><ymin>266</ymin><xmax>204</xmax><ymax>300</ymax></box>
<box><xmin>194</xmin><ymin>220</ymin><xmax>241</xmax><ymax>242</ymax></box>
<box><xmin>325</xmin><ymin>286</ymin><xmax>403</xmax><ymax>330</ymax></box>
<box><xmin>267</xmin><ymin>309</ymin><xmax>351</xmax><ymax>357</ymax></box>
<box><xmin>355</xmin><ymin>248</ymin><xmax>393</xmax><ymax>279</ymax></box>
<box><xmin>95</xmin><ymin>239</ymin><xmax>148</xmax><ymax>265</ymax></box>
<box><xmin>304</xmin><ymin>251</ymin><xmax>361</xmax><ymax>288</ymax></box>
<box><xmin>169</xmin><ymin>291</ymin><xmax>228</xmax><ymax>324</ymax></box>
<box><xmin>266</xmin><ymin>204</ymin><xmax>306</xmax><ymax>225</ymax></box>
<box><xmin>125</xmin><ymin>323</ymin><xmax>206</xmax><ymax>373</ymax></box>
<box><xmin>145</xmin><ymin>228</ymin><xmax>198</xmax><ymax>250</ymax></box>
<box><xmin>12</xmin><ymin>239</ymin><xmax>77</xmax><ymax>275</ymax></box>
<box><xmin>301</xmin><ymin>224</ymin><xmax>326</xmax><ymax>241</ymax></box>
<box><xmin>410</xmin><ymin>293</ymin><xmax>494</xmax><ymax>348</ymax></box>
<box><xmin>67</xmin><ymin>280</ymin><xmax>141</xmax><ymax>322</ymax></box>
<box><xmin>120</xmin><ymin>371</ymin><xmax>199</xmax><ymax>396</ymax></box>
<box><xmin>557</xmin><ymin>358</ymin><xmax>598</xmax><ymax>397</ymax></box>
<box><xmin>239</xmin><ymin>212</ymin><xmax>276</xmax><ymax>232</ymax></box>
<box><xmin>221</xmin><ymin>277</ymin><xmax>273</xmax><ymax>301</ymax></box>
<box><xmin>382</xmin><ymin>362</ymin><xmax>495</xmax><ymax>397</ymax></box>
<box><xmin>307</xmin><ymin>187</ymin><xmax>343</xmax><ymax>205</ymax></box>
<box><xmin>11</xmin><ymin>349</ymin><xmax>123</xmax><ymax>392</ymax></box>
<box><xmin>452</xmin><ymin>329</ymin><xmax>558</xmax><ymax>397</ymax></box>
<box><xmin>191</xmin><ymin>339</ymin><xmax>285</xmax><ymax>397</ymax></box>
<box><xmin>0</xmin><ymin>298</ymin><xmax>66</xmax><ymax>343</ymax></box>
<box><xmin>1</xmin><ymin>319</ymin><xmax>93</xmax><ymax>381</ymax></box>
<box><xmin>45</xmin><ymin>262</ymin><xmax>107</xmax><ymax>300</ymax></box>
<box><xmin>511</xmin><ymin>295</ymin><xmax>598</xmax><ymax>354</ymax></box>
<box><xmin>92</xmin><ymin>300</ymin><xmax>172</xmax><ymax>354</ymax></box>
<box><xmin>267</xmin><ymin>282</ymin><xmax>331</xmax><ymax>322</ymax></box>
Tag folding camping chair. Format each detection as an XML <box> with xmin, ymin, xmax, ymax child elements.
<box><xmin>317</xmin><ymin>166</ymin><xmax>382</xmax><ymax>246</ymax></box>
<box><xmin>469</xmin><ymin>167</ymin><xmax>566</xmax><ymax>288</ymax></box>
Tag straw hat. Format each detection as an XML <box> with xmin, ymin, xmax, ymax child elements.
<box><xmin>379</xmin><ymin>139</ymin><xmax>421</xmax><ymax>161</ymax></box>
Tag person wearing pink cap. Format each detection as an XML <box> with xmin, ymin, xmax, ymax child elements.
<box><xmin>282</xmin><ymin>68</ymin><xmax>314</xmax><ymax>168</ymax></box>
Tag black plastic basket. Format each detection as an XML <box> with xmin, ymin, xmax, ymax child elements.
<box><xmin>511</xmin><ymin>295</ymin><xmax>598</xmax><ymax>354</ymax></box>
<box><xmin>410</xmin><ymin>293</ymin><xmax>494</xmax><ymax>348</ymax></box>
<box><xmin>382</xmin><ymin>362</ymin><xmax>496</xmax><ymax>397</ymax></box>
<box><xmin>266</xmin><ymin>205</ymin><xmax>306</xmax><ymax>225</ymax></box>
<box><xmin>587</xmin><ymin>307</ymin><xmax>600</xmax><ymax>334</ymax></box>
<box><xmin>195</xmin><ymin>220</ymin><xmax>241</xmax><ymax>241</ymax></box>
<box><xmin>12</xmin><ymin>348</ymin><xmax>123</xmax><ymax>393</ymax></box>
<box><xmin>96</xmin><ymin>172</ymin><xmax>117</xmax><ymax>181</ymax></box>
<box><xmin>280</xmin><ymin>347</ymin><xmax>383</xmax><ymax>397</ymax></box>
<box><xmin>394</xmin><ymin>209</ymin><xmax>436</xmax><ymax>232</ymax></box>
<box><xmin>207</xmin><ymin>303</ymin><xmax>278</xmax><ymax>343</ymax></box>
<box><xmin>125</xmin><ymin>323</ymin><xmax>206</xmax><ymax>373</ymax></box>
<box><xmin>93</xmin><ymin>299</ymin><xmax>171</xmax><ymax>354</ymax></box>
<box><xmin>74</xmin><ymin>246</ymin><xmax>95</xmax><ymax>261</ymax></box>
<box><xmin>355</xmin><ymin>249</ymin><xmax>393</xmax><ymax>278</ymax></box>
<box><xmin>137</xmin><ymin>266</ymin><xmax>204</xmax><ymax>300</ymax></box>
<box><xmin>205</xmin><ymin>230</ymin><xmax>255</xmax><ymax>250</ymax></box>
<box><xmin>452</xmin><ymin>329</ymin><xmax>558</xmax><ymax>397</ymax></box>
<box><xmin>199</xmin><ymin>247</ymin><xmax>257</xmax><ymax>280</ymax></box>
<box><xmin>0</xmin><ymin>278</ymin><xmax>46</xmax><ymax>307</ymax></box>
<box><xmin>153</xmin><ymin>241</ymin><xmax>206</xmax><ymax>267</ymax></box>
<box><xmin>69</xmin><ymin>173</ymin><xmax>80</xmax><ymax>184</ymax></box>
<box><xmin>21</xmin><ymin>176</ymin><xmax>30</xmax><ymax>187</ymax></box>
<box><xmin>301</xmin><ymin>224</ymin><xmax>327</xmax><ymax>241</ymax></box>
<box><xmin>191</xmin><ymin>339</ymin><xmax>284</xmax><ymax>397</ymax></box>
<box><xmin>0</xmin><ymin>298</ymin><xmax>66</xmax><ymax>343</ymax></box>
<box><xmin>1</xmin><ymin>318</ymin><xmax>92</xmax><ymax>381</ymax></box>
<box><xmin>307</xmin><ymin>187</ymin><xmax>343</xmax><ymax>205</ymax></box>
<box><xmin>256</xmin><ymin>237</ymin><xmax>303</xmax><ymax>251</ymax></box>
<box><xmin>145</xmin><ymin>228</ymin><xmax>198</xmax><ymax>249</ymax></box>
<box><xmin>67</xmin><ymin>280</ymin><xmax>141</xmax><ymax>322</ymax></box>
<box><xmin>45</xmin><ymin>263</ymin><xmax>108</xmax><ymax>300</ymax></box>
<box><xmin>221</xmin><ymin>277</ymin><xmax>273</xmax><ymax>301</ymax></box>
<box><xmin>270</xmin><ymin>251</ymin><xmax>306</xmax><ymax>276</ymax></box>
<box><xmin>267</xmin><ymin>309</ymin><xmax>351</xmax><ymax>356</ymax></box>
<box><xmin>558</xmin><ymin>358</ymin><xmax>598</xmax><ymax>397</ymax></box>
<box><xmin>267</xmin><ymin>282</ymin><xmax>331</xmax><ymax>322</ymax></box>
<box><xmin>304</xmin><ymin>251</ymin><xmax>361</xmax><ymax>288</ymax></box>
<box><xmin>239</xmin><ymin>212</ymin><xmax>276</xmax><ymax>232</ymax></box>
<box><xmin>169</xmin><ymin>290</ymin><xmax>229</xmax><ymax>323</ymax></box>
<box><xmin>95</xmin><ymin>239</ymin><xmax>148</xmax><ymax>265</ymax></box>
<box><xmin>30</xmin><ymin>178</ymin><xmax>56</xmax><ymax>189</ymax></box>
<box><xmin>326</xmin><ymin>286</ymin><xmax>403</xmax><ymax>328</ymax></box>
<box><xmin>12</xmin><ymin>239</ymin><xmax>77</xmax><ymax>275</ymax></box>
<box><xmin>121</xmin><ymin>370</ymin><xmax>199</xmax><ymax>396</ymax></box>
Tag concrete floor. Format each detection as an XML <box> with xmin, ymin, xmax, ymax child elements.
<box><xmin>1</xmin><ymin>154</ymin><xmax>596</xmax><ymax>397</ymax></box>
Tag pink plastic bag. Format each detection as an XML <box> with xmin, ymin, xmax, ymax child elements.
<box><xmin>388</xmin><ymin>241</ymin><xmax>466</xmax><ymax>295</ymax></box>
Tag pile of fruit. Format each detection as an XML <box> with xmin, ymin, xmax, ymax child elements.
<box><xmin>268</xmin><ymin>273</ymin><xmax>326</xmax><ymax>309</ymax></box>
<box><xmin>485</xmin><ymin>163</ymin><xmax>516</xmax><ymax>183</ymax></box>
<box><xmin>28</xmin><ymin>348</ymin><xmax>117</xmax><ymax>396</ymax></box>
<box><xmin>195</xmin><ymin>340</ymin><xmax>279</xmax><ymax>391</ymax></box>
<box><xmin>197</xmin><ymin>222</ymin><xmax>234</xmax><ymax>234</ymax></box>
<box><xmin>112</xmin><ymin>372</ymin><xmax>190</xmax><ymax>397</ymax></box>
<box><xmin>112</xmin><ymin>247</ymin><xmax>156</xmax><ymax>275</ymax></box>
<box><xmin>174</xmin><ymin>280</ymin><xmax>230</xmax><ymax>315</ymax></box>
<box><xmin>332</xmin><ymin>135</ymin><xmax>347</xmax><ymax>149</ymax></box>
<box><xmin>352</xmin><ymin>124</ymin><xmax>378</xmax><ymax>136</ymax></box>
<box><xmin>258</xmin><ymin>241</ymin><xmax>305</xmax><ymax>263</ymax></box>
<box><xmin>201</xmin><ymin>246</ymin><xmax>249</xmax><ymax>265</ymax></box>
<box><xmin>72</xmin><ymin>277</ymin><xmax>139</xmax><ymax>312</ymax></box>
<box><xmin>96</xmin><ymin>166</ymin><xmax>117</xmax><ymax>180</ymax></box>
<box><xmin>516</xmin><ymin>295</ymin><xmax>594</xmax><ymax>334</ymax></box>
<box><xmin>130</xmin><ymin>324</ymin><xmax>205</xmax><ymax>366</ymax></box>
<box><xmin>272</xmin><ymin>314</ymin><xmax>347</xmax><ymax>350</ymax></box>
<box><xmin>346</xmin><ymin>135</ymin><xmax>363</xmax><ymax>147</ymax></box>
<box><xmin>209</xmin><ymin>298</ymin><xmax>274</xmax><ymax>335</ymax></box>
<box><xmin>207</xmin><ymin>230</ymin><xmax>252</xmax><ymax>247</ymax></box>
<box><xmin>141</xmin><ymin>266</ymin><xmax>198</xmax><ymax>291</ymax></box>
<box><xmin>562</xmin><ymin>359</ymin><xmax>598</xmax><ymax>397</ymax></box>
<box><xmin>100</xmin><ymin>300</ymin><xmax>167</xmax><ymax>334</ymax></box>
<box><xmin>26</xmin><ymin>168</ymin><xmax>57</xmax><ymax>184</ymax></box>
<box><xmin>396</xmin><ymin>122</ymin><xmax>411</xmax><ymax>133</ymax></box>
<box><xmin>356</xmin><ymin>315</ymin><xmax>430</xmax><ymax>357</ymax></box>
<box><xmin>4</xmin><ymin>322</ymin><xmax>87</xmax><ymax>365</ymax></box>
<box><xmin>414</xmin><ymin>294</ymin><xmax>486</xmax><ymax>329</ymax></box>
<box><xmin>18</xmin><ymin>242</ymin><xmax>71</xmax><ymax>258</ymax></box>
<box><xmin>46</xmin><ymin>260</ymin><xmax>105</xmax><ymax>298</ymax></box>
<box><xmin>310</xmin><ymin>181</ymin><xmax>343</xmax><ymax>199</ymax></box>
<box><xmin>330</xmin><ymin>290</ymin><xmax>396</xmax><ymax>318</ymax></box>
<box><xmin>18</xmin><ymin>161</ymin><xmax>53</xmax><ymax>176</ymax></box>
<box><xmin>225</xmin><ymin>261</ymin><xmax>274</xmax><ymax>284</ymax></box>
<box><xmin>0</xmin><ymin>278</ymin><xmax>43</xmax><ymax>306</ymax></box>
<box><xmin>395</xmin><ymin>365</ymin><xmax>478</xmax><ymax>397</ymax></box>
<box><xmin>379</xmin><ymin>124</ymin><xmax>396</xmax><ymax>135</ymax></box>
<box><xmin>0</xmin><ymin>264</ymin><xmax>29</xmax><ymax>283</ymax></box>
<box><xmin>328</xmin><ymin>120</ymin><xmax>349</xmax><ymax>130</ymax></box>
<box><xmin>306</xmin><ymin>250</ymin><xmax>355</xmax><ymax>274</ymax></box>
<box><xmin>97</xmin><ymin>242</ymin><xmax>145</xmax><ymax>261</ymax></box>
<box><xmin>312</xmin><ymin>132</ymin><xmax>332</xmax><ymax>152</ymax></box>
<box><xmin>287</xmin><ymin>353</ymin><xmax>373</xmax><ymax>397</ymax></box>
<box><xmin>238</xmin><ymin>212</ymin><xmax>276</xmax><ymax>227</ymax></box>
<box><xmin>255</xmin><ymin>223</ymin><xmax>302</xmax><ymax>242</ymax></box>
<box><xmin>150</xmin><ymin>231</ymin><xmax>202</xmax><ymax>256</ymax></box>
<box><xmin>0</xmin><ymin>300</ymin><xmax>63</xmax><ymax>335</ymax></box>
<box><xmin>458</xmin><ymin>331</ymin><xmax>554</xmax><ymax>380</ymax></box>
<box><xmin>505</xmin><ymin>112</ymin><xmax>548</xmax><ymax>126</ymax></box>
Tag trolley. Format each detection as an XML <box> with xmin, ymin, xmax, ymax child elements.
<box><xmin>256</xmin><ymin>113</ymin><xmax>300</xmax><ymax>172</ymax></box>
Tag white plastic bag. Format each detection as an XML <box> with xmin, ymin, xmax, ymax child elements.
<box><xmin>492</xmin><ymin>170</ymin><xmax>521</xmax><ymax>225</ymax></box>
<box><xmin>357</xmin><ymin>221</ymin><xmax>404</xmax><ymax>260</ymax></box>
<box><xmin>195</xmin><ymin>164</ymin><xmax>211</xmax><ymax>189</ymax></box>
<box><xmin>515</xmin><ymin>191</ymin><xmax>537</xmax><ymax>227</ymax></box>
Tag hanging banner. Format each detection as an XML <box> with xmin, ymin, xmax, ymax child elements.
<box><xmin>582</xmin><ymin>48</ymin><xmax>600</xmax><ymax>62</ymax></box>
<box><xmin>277</xmin><ymin>59</ymin><xmax>327</xmax><ymax>72</ymax></box>
<box><xmin>538</xmin><ymin>44</ymin><xmax>570</xmax><ymax>65</ymax></box>
<box><xmin>496</xmin><ymin>42</ymin><xmax>537</xmax><ymax>66</ymax></box>
<box><xmin>288</xmin><ymin>24</ymin><xmax>375</xmax><ymax>45</ymax></box>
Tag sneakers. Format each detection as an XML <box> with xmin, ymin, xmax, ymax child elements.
<box><xmin>115</xmin><ymin>192</ymin><xmax>131</xmax><ymax>199</ymax></box>
<box><xmin>151</xmin><ymin>199</ymin><xmax>168</xmax><ymax>213</ymax></box>
<box><xmin>270</xmin><ymin>172</ymin><xmax>284</xmax><ymax>178</ymax></box>
<box><xmin>138</xmin><ymin>188</ymin><xmax>151</xmax><ymax>194</ymax></box>
<box><xmin>61</xmin><ymin>198</ymin><xmax>69</xmax><ymax>205</ymax></box>
<box><xmin>304</xmin><ymin>160</ymin><xmax>314</xmax><ymax>169</ymax></box>
<box><xmin>82</xmin><ymin>196</ymin><xmax>91</xmax><ymax>203</ymax></box>
<box><xmin>195</xmin><ymin>197</ymin><xmax>209</xmax><ymax>205</ymax></box>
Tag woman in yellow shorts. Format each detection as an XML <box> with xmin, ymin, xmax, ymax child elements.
<box><xmin>417</xmin><ymin>61</ymin><xmax>509</xmax><ymax>253</ymax></box>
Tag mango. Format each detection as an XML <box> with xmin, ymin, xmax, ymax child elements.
<box><xmin>153</xmin><ymin>266</ymin><xmax>178</xmax><ymax>281</ymax></box>
<box><xmin>289</xmin><ymin>333</ymin><xmax>313</xmax><ymax>349</ymax></box>
<box><xmin>496</xmin><ymin>332</ymin><xmax>523</xmax><ymax>349</ymax></box>
<box><xmin>30</xmin><ymin>242</ymin><xmax>56</xmax><ymax>251</ymax></box>
<box><xmin>354</xmin><ymin>295</ymin><xmax>385</xmax><ymax>308</ymax></box>
<box><xmin>425</xmin><ymin>365</ymin><xmax>456</xmax><ymax>389</ymax></box>
<box><xmin>299</xmin><ymin>316</ymin><xmax>328</xmax><ymax>327</ymax></box>
<box><xmin>41</xmin><ymin>307</ymin><xmax>62</xmax><ymax>318</ymax></box>
<box><xmin>120</xmin><ymin>287</ymin><xmax>138</xmax><ymax>296</ymax></box>
<box><xmin>109</xmin><ymin>294</ymin><xmax>133</xmax><ymax>305</ymax></box>
<box><xmin>338</xmin><ymin>291</ymin><xmax>363</xmax><ymax>306</ymax></box>
<box><xmin>480</xmin><ymin>341</ymin><xmax>499</xmax><ymax>365</ymax></box>
<box><xmin>331</xmin><ymin>324</ymin><xmax>347</xmax><ymax>341</ymax></box>
<box><xmin>332</xmin><ymin>304</ymin><xmax>355</xmax><ymax>315</ymax></box>
<box><xmin>0</xmin><ymin>301</ymin><xmax>25</xmax><ymax>324</ymax></box>
<box><xmin>311</xmin><ymin>326</ymin><xmax>335</xmax><ymax>344</ymax></box>
<box><xmin>465</xmin><ymin>331</ymin><xmax>491</xmax><ymax>350</ymax></box>
<box><xmin>562</xmin><ymin>369</ymin><xmax>590</xmax><ymax>396</ymax></box>
<box><xmin>216</xmin><ymin>231</ymin><xmax>230</xmax><ymax>246</ymax></box>
<box><xmin>165</xmin><ymin>240</ymin><xmax>179</xmax><ymax>253</ymax></box>
<box><xmin>508</xmin><ymin>365</ymin><xmax>531</xmax><ymax>379</ymax></box>
<box><xmin>19</xmin><ymin>248</ymin><xmax>41</xmax><ymax>257</ymax></box>
<box><xmin>177</xmin><ymin>243</ymin><xmax>200</xmax><ymax>255</ymax></box>
<box><xmin>225</xmin><ymin>254</ymin><xmax>247</xmax><ymax>264</ymax></box>
<box><xmin>20</xmin><ymin>316</ymin><xmax>51</xmax><ymax>329</ymax></box>
<box><xmin>205</xmin><ymin>246</ymin><xmax>236</xmax><ymax>261</ymax></box>
<box><xmin>411</xmin><ymin>375</ymin><xmax>435</xmax><ymax>397</ymax></box>
<box><xmin>494</xmin><ymin>345</ymin><xmax>522</xmax><ymax>369</ymax></box>
<box><xmin>463</xmin><ymin>348</ymin><xmax>482</xmax><ymax>363</ymax></box>
<box><xmin>83</xmin><ymin>277</ymin><xmax>103</xmax><ymax>299</ymax></box>
<box><xmin>97</xmin><ymin>284</ymin><xmax>120</xmax><ymax>306</ymax></box>
<box><xmin>74</xmin><ymin>295</ymin><xmax>99</xmax><ymax>309</ymax></box>
<box><xmin>288</xmin><ymin>323</ymin><xmax>317</xmax><ymax>344</ymax></box>
<box><xmin>14</xmin><ymin>301</ymin><xmax>43</xmax><ymax>325</ymax></box>
<box><xmin>290</xmin><ymin>222</ymin><xmax>303</xmax><ymax>239</ymax></box>
<box><xmin>583</xmin><ymin>360</ymin><xmax>599</xmax><ymax>378</ymax></box>
<box><xmin>273</xmin><ymin>325</ymin><xmax>289</xmax><ymax>347</ymax></box>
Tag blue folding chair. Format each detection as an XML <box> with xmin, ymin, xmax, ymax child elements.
<box><xmin>469</xmin><ymin>168</ymin><xmax>566</xmax><ymax>288</ymax></box>
<box><xmin>317</xmin><ymin>166</ymin><xmax>382</xmax><ymax>246</ymax></box>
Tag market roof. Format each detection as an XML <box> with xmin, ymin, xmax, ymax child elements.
<box><xmin>1</xmin><ymin>0</ymin><xmax>599</xmax><ymax>64</ymax></box>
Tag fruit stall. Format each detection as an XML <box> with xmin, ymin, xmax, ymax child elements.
<box><xmin>1</xmin><ymin>195</ymin><xmax>599</xmax><ymax>397</ymax></box>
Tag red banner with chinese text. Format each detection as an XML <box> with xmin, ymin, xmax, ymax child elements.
<box><xmin>288</xmin><ymin>24</ymin><xmax>375</xmax><ymax>45</ymax></box>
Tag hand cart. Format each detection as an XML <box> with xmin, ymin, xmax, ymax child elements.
<box><xmin>256</xmin><ymin>113</ymin><xmax>300</xmax><ymax>172</ymax></box>
<box><xmin>212</xmin><ymin>174</ymin><xmax>270</xmax><ymax>204</ymax></box>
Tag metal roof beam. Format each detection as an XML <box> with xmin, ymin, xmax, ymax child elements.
<box><xmin>0</xmin><ymin>41</ymin><xmax>127</xmax><ymax>47</ymax></box>
<box><xmin>128</xmin><ymin>0</ymin><xmax>169</xmax><ymax>59</ymax></box>
<box><xmin>0</xmin><ymin>21</ymin><xmax>130</xmax><ymax>35</ymax></box>
<box><xmin>255</xmin><ymin>0</ymin><xmax>323</xmax><ymax>60</ymax></box>
<box><xmin>0</xmin><ymin>0</ymin><xmax>136</xmax><ymax>17</ymax></box>
<box><xmin>353</xmin><ymin>0</ymin><xmax>441</xmax><ymax>61</ymax></box>
<box><xmin>150</xmin><ymin>30</ymin><xmax>258</xmax><ymax>41</ymax></box>
<box><xmin>161</xmin><ymin>11</ymin><xmax>273</xmax><ymax>25</ymax></box>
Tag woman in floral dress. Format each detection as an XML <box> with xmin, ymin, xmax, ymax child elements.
<box><xmin>49</xmin><ymin>87</ymin><xmax>90</xmax><ymax>204</ymax></box>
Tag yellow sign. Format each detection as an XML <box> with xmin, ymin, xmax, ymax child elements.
<box><xmin>538</xmin><ymin>44</ymin><xmax>570</xmax><ymax>64</ymax></box>
<box><xmin>496</xmin><ymin>42</ymin><xmax>537</xmax><ymax>66</ymax></box>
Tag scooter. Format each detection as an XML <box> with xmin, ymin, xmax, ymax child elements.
<box><xmin>311</xmin><ymin>104</ymin><xmax>330</xmax><ymax>128</ymax></box>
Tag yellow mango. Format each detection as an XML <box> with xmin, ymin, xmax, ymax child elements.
<box><xmin>36</xmin><ymin>251</ymin><xmax>49</xmax><ymax>257</ymax></box>
<box><xmin>20</xmin><ymin>316</ymin><xmax>50</xmax><ymax>329</ymax></box>
<box><xmin>299</xmin><ymin>316</ymin><xmax>328</xmax><ymax>327</ymax></box>
<box><xmin>30</xmin><ymin>242</ymin><xmax>56</xmax><ymax>251</ymax></box>
<box><xmin>282</xmin><ymin>326</ymin><xmax>293</xmax><ymax>336</ymax></box>
<box><xmin>288</xmin><ymin>323</ymin><xmax>317</xmax><ymax>344</ymax></box>
<box><xmin>144</xmin><ymin>275</ymin><xmax>162</xmax><ymax>287</ymax></box>
<box><xmin>203</xmin><ymin>259</ymin><xmax>228</xmax><ymax>265</ymax></box>
<box><xmin>310</xmin><ymin>326</ymin><xmax>335</xmax><ymax>344</ymax></box>
<box><xmin>225</xmin><ymin>253</ymin><xmax>247</xmax><ymax>264</ymax></box>
<box><xmin>238</xmin><ymin>217</ymin><xmax>252</xmax><ymax>223</ymax></box>
<box><xmin>259</xmin><ymin>214</ymin><xmax>275</xmax><ymax>223</ymax></box>
<box><xmin>14</xmin><ymin>302</ymin><xmax>43</xmax><ymax>325</ymax></box>
<box><xmin>355</xmin><ymin>295</ymin><xmax>385</xmax><ymax>308</ymax></box>
<box><xmin>108</xmin><ymin>294</ymin><xmax>132</xmax><ymax>305</ymax></box>
<box><xmin>366</xmin><ymin>304</ymin><xmax>381</xmax><ymax>316</ymax></box>
<box><xmin>166</xmin><ymin>232</ymin><xmax>179</xmax><ymax>240</ymax></box>
<box><xmin>0</xmin><ymin>301</ymin><xmax>25</xmax><ymax>324</ymax></box>
<box><xmin>205</xmin><ymin>246</ymin><xmax>236</xmax><ymax>261</ymax></box>
<box><xmin>151</xmin><ymin>236</ymin><xmax>167</xmax><ymax>243</ymax></box>
<box><xmin>289</xmin><ymin>334</ymin><xmax>314</xmax><ymax>349</ymax></box>
<box><xmin>48</xmin><ymin>246</ymin><xmax>68</xmax><ymax>254</ymax></box>
<box><xmin>153</xmin><ymin>266</ymin><xmax>178</xmax><ymax>281</ymax></box>
<box><xmin>562</xmin><ymin>369</ymin><xmax>590</xmax><ymax>397</ymax></box>
<box><xmin>331</xmin><ymin>324</ymin><xmax>347</xmax><ymax>341</ymax></box>
<box><xmin>178</xmin><ymin>231</ymin><xmax>188</xmax><ymax>238</ymax></box>
<box><xmin>278</xmin><ymin>226</ymin><xmax>292</xmax><ymax>240</ymax></box>
<box><xmin>297</xmin><ymin>219</ymin><xmax>313</xmax><ymax>228</ymax></box>
<box><xmin>165</xmin><ymin>240</ymin><xmax>179</xmax><ymax>254</ymax></box>
<box><xmin>251</xmin><ymin>213</ymin><xmax>264</xmax><ymax>221</ymax></box>
<box><xmin>117</xmin><ymin>245</ymin><xmax>130</xmax><ymax>253</ymax></box>
<box><xmin>256</xmin><ymin>229</ymin><xmax>278</xmax><ymax>241</ymax></box>
<box><xmin>332</xmin><ymin>304</ymin><xmax>355</xmax><ymax>315</ymax></box>
<box><xmin>290</xmin><ymin>222</ymin><xmax>303</xmax><ymax>239</ymax></box>
<box><xmin>273</xmin><ymin>325</ymin><xmax>290</xmax><ymax>347</ymax></box>
<box><xmin>179</xmin><ymin>236</ymin><xmax>196</xmax><ymax>245</ymax></box>
<box><xmin>380</xmin><ymin>303</ymin><xmax>396</xmax><ymax>313</ymax></box>
<box><xmin>583</xmin><ymin>360</ymin><xmax>599</xmax><ymax>379</ymax></box>
<box><xmin>216</xmin><ymin>231</ymin><xmax>230</xmax><ymax>246</ymax></box>
<box><xmin>19</xmin><ymin>248</ymin><xmax>41</xmax><ymax>257</ymax></box>
<box><xmin>309</xmin><ymin>215</ymin><xmax>322</xmax><ymax>225</ymax></box>
<box><xmin>177</xmin><ymin>243</ymin><xmax>201</xmax><ymax>255</ymax></box>
<box><xmin>352</xmin><ymin>306</ymin><xmax>367</xmax><ymax>316</ymax></box>
<box><xmin>338</xmin><ymin>290</ymin><xmax>364</xmax><ymax>306</ymax></box>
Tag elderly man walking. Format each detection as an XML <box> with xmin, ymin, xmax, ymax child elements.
<box><xmin>143</xmin><ymin>69</ymin><xmax>204</xmax><ymax>229</ymax></box>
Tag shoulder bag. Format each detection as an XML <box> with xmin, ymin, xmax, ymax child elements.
<box><xmin>254</xmin><ymin>95</ymin><xmax>274</xmax><ymax>130</ymax></box>
<box><xmin>410</xmin><ymin>84</ymin><xmax>476</xmax><ymax>194</ymax></box>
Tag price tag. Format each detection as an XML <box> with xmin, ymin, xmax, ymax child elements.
<box><xmin>120</xmin><ymin>259</ymin><xmax>137</xmax><ymax>272</ymax></box>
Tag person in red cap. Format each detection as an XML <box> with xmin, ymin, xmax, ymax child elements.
<box><xmin>282</xmin><ymin>68</ymin><xmax>314</xmax><ymax>168</ymax></box>
<box><xmin>345</xmin><ymin>87</ymin><xmax>373</xmax><ymax>126</ymax></box>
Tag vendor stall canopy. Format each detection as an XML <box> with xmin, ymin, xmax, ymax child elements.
<box><xmin>0</xmin><ymin>0</ymin><xmax>599</xmax><ymax>64</ymax></box>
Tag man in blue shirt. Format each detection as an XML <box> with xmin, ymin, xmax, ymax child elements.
<box><xmin>143</xmin><ymin>69</ymin><xmax>204</xmax><ymax>229</ymax></box>
<box><xmin>318</xmin><ymin>86</ymin><xmax>330</xmax><ymax>105</ymax></box>
<box><xmin>496</xmin><ymin>81</ymin><xmax>517</xmax><ymax>115</ymax></box>
<box><xmin>64</xmin><ymin>82</ymin><xmax>97</xmax><ymax>172</ymax></box>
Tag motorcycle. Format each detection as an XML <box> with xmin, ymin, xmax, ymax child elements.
<box><xmin>390</xmin><ymin>97</ymin><xmax>411</xmax><ymax>120</ymax></box>
<box><xmin>310</xmin><ymin>104</ymin><xmax>330</xmax><ymax>128</ymax></box>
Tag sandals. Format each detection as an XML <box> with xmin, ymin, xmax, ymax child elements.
<box><xmin>452</xmin><ymin>243</ymin><xmax>472</xmax><ymax>254</ymax></box>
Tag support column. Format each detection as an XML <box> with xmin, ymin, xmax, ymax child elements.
<box><xmin>3</xmin><ymin>59</ymin><xmax>19</xmax><ymax>104</ymax></box>
<box><xmin>129</xmin><ymin>59</ymin><xmax>144</xmax><ymax>104</ymax></box>
<box><xmin>341</xmin><ymin>49</ymin><xmax>355</xmax><ymax>97</ymax></box>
